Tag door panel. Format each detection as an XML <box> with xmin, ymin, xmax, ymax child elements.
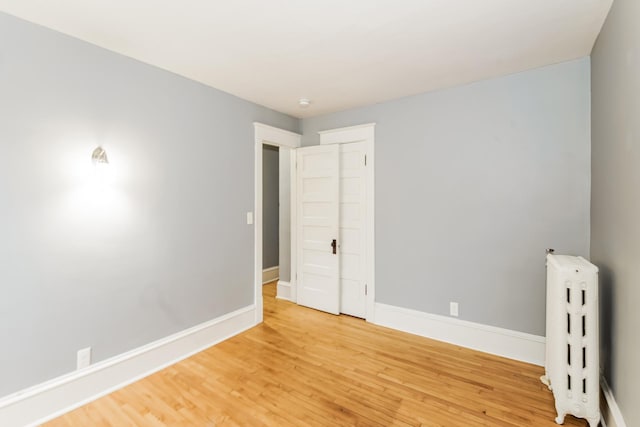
<box><xmin>339</xmin><ymin>142</ymin><xmax>367</xmax><ymax>318</ymax></box>
<box><xmin>296</xmin><ymin>145</ymin><xmax>340</xmax><ymax>314</ymax></box>
<box><xmin>295</xmin><ymin>142</ymin><xmax>366</xmax><ymax>318</ymax></box>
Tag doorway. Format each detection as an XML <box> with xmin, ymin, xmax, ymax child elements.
<box><xmin>262</xmin><ymin>144</ymin><xmax>280</xmax><ymax>285</ymax></box>
<box><xmin>253</xmin><ymin>122</ymin><xmax>375</xmax><ymax>324</ymax></box>
<box><xmin>253</xmin><ymin>123</ymin><xmax>301</xmax><ymax>324</ymax></box>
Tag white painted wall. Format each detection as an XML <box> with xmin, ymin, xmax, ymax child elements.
<box><xmin>262</xmin><ymin>145</ymin><xmax>279</xmax><ymax>269</ymax></box>
<box><xmin>591</xmin><ymin>0</ymin><xmax>640</xmax><ymax>425</ymax></box>
<box><xmin>302</xmin><ymin>58</ymin><xmax>591</xmax><ymax>336</ymax></box>
<box><xmin>0</xmin><ymin>12</ymin><xmax>297</xmax><ymax>398</ymax></box>
<box><xmin>278</xmin><ymin>149</ymin><xmax>291</xmax><ymax>282</ymax></box>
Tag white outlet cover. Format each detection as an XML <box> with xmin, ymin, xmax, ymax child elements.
<box><xmin>77</xmin><ymin>347</ymin><xmax>92</xmax><ymax>370</ymax></box>
<box><xmin>247</xmin><ymin>211</ymin><xmax>253</xmax><ymax>225</ymax></box>
<box><xmin>449</xmin><ymin>302</ymin><xmax>459</xmax><ymax>317</ymax></box>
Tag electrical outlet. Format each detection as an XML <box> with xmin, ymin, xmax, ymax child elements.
<box><xmin>247</xmin><ymin>212</ymin><xmax>253</xmax><ymax>225</ymax></box>
<box><xmin>77</xmin><ymin>347</ymin><xmax>92</xmax><ymax>370</ymax></box>
<box><xmin>449</xmin><ymin>302</ymin><xmax>459</xmax><ymax>317</ymax></box>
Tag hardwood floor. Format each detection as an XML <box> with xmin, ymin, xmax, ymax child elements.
<box><xmin>45</xmin><ymin>282</ymin><xmax>587</xmax><ymax>426</ymax></box>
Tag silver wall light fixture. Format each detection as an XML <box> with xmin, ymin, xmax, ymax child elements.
<box><xmin>91</xmin><ymin>146</ymin><xmax>109</xmax><ymax>165</ymax></box>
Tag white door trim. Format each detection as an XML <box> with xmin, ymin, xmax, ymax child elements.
<box><xmin>318</xmin><ymin>123</ymin><xmax>376</xmax><ymax>322</ymax></box>
<box><xmin>289</xmin><ymin>150</ymin><xmax>298</xmax><ymax>303</ymax></box>
<box><xmin>254</xmin><ymin>123</ymin><xmax>301</xmax><ymax>148</ymax></box>
<box><xmin>254</xmin><ymin>123</ymin><xmax>301</xmax><ymax>323</ymax></box>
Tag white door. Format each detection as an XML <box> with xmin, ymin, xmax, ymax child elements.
<box><xmin>339</xmin><ymin>142</ymin><xmax>367</xmax><ymax>318</ymax></box>
<box><xmin>296</xmin><ymin>144</ymin><xmax>340</xmax><ymax>314</ymax></box>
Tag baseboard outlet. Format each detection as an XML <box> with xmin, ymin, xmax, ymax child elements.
<box><xmin>276</xmin><ymin>280</ymin><xmax>293</xmax><ymax>301</ymax></box>
<box><xmin>601</xmin><ymin>377</ymin><xmax>627</xmax><ymax>427</ymax></box>
<box><xmin>262</xmin><ymin>266</ymin><xmax>279</xmax><ymax>284</ymax></box>
<box><xmin>374</xmin><ymin>302</ymin><xmax>545</xmax><ymax>366</ymax></box>
<box><xmin>0</xmin><ymin>305</ymin><xmax>257</xmax><ymax>427</ymax></box>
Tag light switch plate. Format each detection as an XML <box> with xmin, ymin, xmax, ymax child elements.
<box><xmin>247</xmin><ymin>212</ymin><xmax>253</xmax><ymax>225</ymax></box>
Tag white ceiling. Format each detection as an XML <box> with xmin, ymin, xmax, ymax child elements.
<box><xmin>0</xmin><ymin>0</ymin><xmax>612</xmax><ymax>118</ymax></box>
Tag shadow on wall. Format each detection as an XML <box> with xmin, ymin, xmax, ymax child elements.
<box><xmin>599</xmin><ymin>264</ymin><xmax>614</xmax><ymax>387</ymax></box>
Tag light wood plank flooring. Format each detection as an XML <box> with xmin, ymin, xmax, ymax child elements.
<box><xmin>45</xmin><ymin>282</ymin><xmax>586</xmax><ymax>426</ymax></box>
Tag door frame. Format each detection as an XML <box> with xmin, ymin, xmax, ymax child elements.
<box><xmin>317</xmin><ymin>123</ymin><xmax>376</xmax><ymax>322</ymax></box>
<box><xmin>253</xmin><ymin>123</ymin><xmax>301</xmax><ymax>324</ymax></box>
<box><xmin>254</xmin><ymin>122</ymin><xmax>375</xmax><ymax>324</ymax></box>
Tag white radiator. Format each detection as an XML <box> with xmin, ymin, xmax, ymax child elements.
<box><xmin>541</xmin><ymin>254</ymin><xmax>600</xmax><ymax>426</ymax></box>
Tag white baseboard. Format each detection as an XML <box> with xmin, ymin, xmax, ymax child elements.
<box><xmin>262</xmin><ymin>266</ymin><xmax>279</xmax><ymax>284</ymax></box>
<box><xmin>276</xmin><ymin>280</ymin><xmax>293</xmax><ymax>301</ymax></box>
<box><xmin>374</xmin><ymin>302</ymin><xmax>545</xmax><ymax>366</ymax></box>
<box><xmin>601</xmin><ymin>378</ymin><xmax>627</xmax><ymax>427</ymax></box>
<box><xmin>0</xmin><ymin>305</ymin><xmax>257</xmax><ymax>427</ymax></box>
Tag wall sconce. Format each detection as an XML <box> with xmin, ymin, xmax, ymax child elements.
<box><xmin>91</xmin><ymin>146</ymin><xmax>109</xmax><ymax>166</ymax></box>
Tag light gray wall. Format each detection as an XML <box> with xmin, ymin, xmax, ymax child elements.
<box><xmin>0</xmin><ymin>12</ymin><xmax>298</xmax><ymax>398</ymax></box>
<box><xmin>262</xmin><ymin>145</ymin><xmax>279</xmax><ymax>269</ymax></box>
<box><xmin>302</xmin><ymin>58</ymin><xmax>591</xmax><ymax>336</ymax></box>
<box><xmin>278</xmin><ymin>149</ymin><xmax>291</xmax><ymax>282</ymax></box>
<box><xmin>591</xmin><ymin>0</ymin><xmax>639</xmax><ymax>425</ymax></box>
